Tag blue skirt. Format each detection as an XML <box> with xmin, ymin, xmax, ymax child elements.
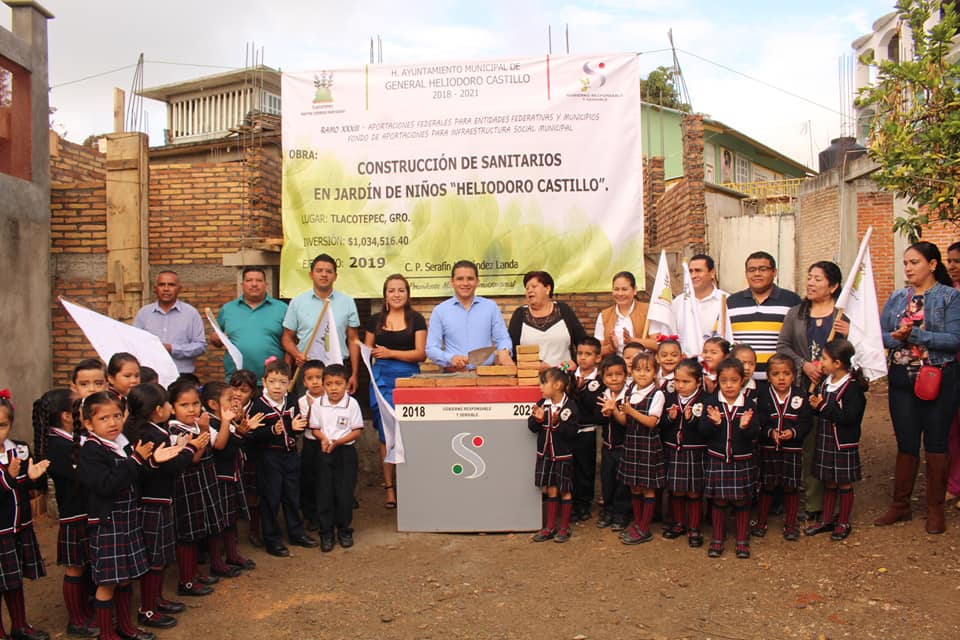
<box><xmin>370</xmin><ymin>358</ymin><xmax>419</xmax><ymax>444</ymax></box>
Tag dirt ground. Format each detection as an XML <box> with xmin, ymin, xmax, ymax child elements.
<box><xmin>22</xmin><ymin>387</ymin><xmax>960</xmax><ymax>640</ymax></box>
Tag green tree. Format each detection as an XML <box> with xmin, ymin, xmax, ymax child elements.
<box><xmin>641</xmin><ymin>66</ymin><xmax>690</xmax><ymax>112</ymax></box>
<box><xmin>856</xmin><ymin>0</ymin><xmax>960</xmax><ymax>241</ymax></box>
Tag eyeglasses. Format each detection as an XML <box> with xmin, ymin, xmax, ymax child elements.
<box><xmin>746</xmin><ymin>266</ymin><xmax>773</xmax><ymax>274</ymax></box>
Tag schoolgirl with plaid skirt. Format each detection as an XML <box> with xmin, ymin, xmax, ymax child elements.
<box><xmin>79</xmin><ymin>390</ymin><xmax>183</xmax><ymax>640</ymax></box>
<box><xmin>804</xmin><ymin>339</ymin><xmax>867</xmax><ymax>541</ymax></box>
<box><xmin>202</xmin><ymin>382</ymin><xmax>257</xmax><ymax>572</ymax></box>
<box><xmin>752</xmin><ymin>355</ymin><xmax>813</xmax><ymax>541</ymax></box>
<box><xmin>616</xmin><ymin>351</ymin><xmax>666</xmax><ymax>545</ymax></box>
<box><xmin>33</xmin><ymin>388</ymin><xmax>97</xmax><ymax>637</ymax></box>
<box><xmin>124</xmin><ymin>383</ymin><xmax>199</xmax><ymax>630</ymax></box>
<box><xmin>697</xmin><ymin>358</ymin><xmax>762</xmax><ymax>559</ymax></box>
<box><xmin>528</xmin><ymin>368</ymin><xmax>580</xmax><ymax>544</ymax></box>
<box><xmin>659</xmin><ymin>358</ymin><xmax>708</xmax><ymax>547</ymax></box>
<box><xmin>0</xmin><ymin>390</ymin><xmax>50</xmax><ymax>640</ymax></box>
<box><xmin>167</xmin><ymin>380</ymin><xmax>228</xmax><ymax>598</ymax></box>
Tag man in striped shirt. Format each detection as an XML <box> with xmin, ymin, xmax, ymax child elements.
<box><xmin>727</xmin><ymin>251</ymin><xmax>801</xmax><ymax>380</ymax></box>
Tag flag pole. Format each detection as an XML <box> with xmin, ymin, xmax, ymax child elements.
<box><xmin>288</xmin><ymin>298</ymin><xmax>331</xmax><ymax>391</ymax></box>
<box><xmin>808</xmin><ymin>227</ymin><xmax>873</xmax><ymax>392</ymax></box>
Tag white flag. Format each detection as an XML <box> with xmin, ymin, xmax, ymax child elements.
<box><xmin>205</xmin><ymin>309</ymin><xmax>243</xmax><ymax>371</ymax></box>
<box><xmin>646</xmin><ymin>250</ymin><xmax>676</xmax><ymax>336</ymax></box>
<box><xmin>676</xmin><ymin>262</ymin><xmax>705</xmax><ymax>358</ymax></box>
<box><xmin>837</xmin><ymin>229</ymin><xmax>887</xmax><ymax>381</ymax></box>
<box><xmin>306</xmin><ymin>304</ymin><xmax>343</xmax><ymax>365</ymax></box>
<box><xmin>60</xmin><ymin>298</ymin><xmax>180</xmax><ymax>387</ymax></box>
<box><xmin>358</xmin><ymin>341</ymin><xmax>405</xmax><ymax>464</ymax></box>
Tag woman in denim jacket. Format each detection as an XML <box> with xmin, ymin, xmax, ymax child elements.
<box><xmin>875</xmin><ymin>242</ymin><xmax>960</xmax><ymax>534</ymax></box>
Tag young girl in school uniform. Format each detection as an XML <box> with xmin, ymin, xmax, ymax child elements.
<box><xmin>613</xmin><ymin>351</ymin><xmax>666</xmax><ymax>544</ymax></box>
<box><xmin>167</xmin><ymin>380</ymin><xmax>228</xmax><ymax>597</ymax></box>
<box><xmin>0</xmin><ymin>391</ymin><xmax>50</xmax><ymax>640</ymax></box>
<box><xmin>804</xmin><ymin>338</ymin><xmax>868</xmax><ymax>541</ymax></box>
<box><xmin>124</xmin><ymin>384</ymin><xmax>203</xmax><ymax>629</ymax></box>
<box><xmin>78</xmin><ymin>391</ymin><xmax>183</xmax><ymax>640</ymax></box>
<box><xmin>700</xmin><ymin>337</ymin><xmax>730</xmax><ymax>394</ymax></box>
<box><xmin>752</xmin><ymin>355</ymin><xmax>812</xmax><ymax>541</ymax></box>
<box><xmin>656</xmin><ymin>337</ymin><xmax>683</xmax><ymax>392</ymax></box>
<box><xmin>529</xmin><ymin>368</ymin><xmax>580</xmax><ymax>543</ymax></box>
<box><xmin>698</xmin><ymin>358</ymin><xmax>761</xmax><ymax>559</ymax></box>
<box><xmin>106</xmin><ymin>353</ymin><xmax>141</xmax><ymax>415</ymax></box>
<box><xmin>203</xmin><ymin>382</ymin><xmax>260</xmax><ymax>571</ymax></box>
<box><xmin>33</xmin><ymin>389</ymin><xmax>97</xmax><ymax>637</ymax></box>
<box><xmin>660</xmin><ymin>358</ymin><xmax>708</xmax><ymax>547</ymax></box>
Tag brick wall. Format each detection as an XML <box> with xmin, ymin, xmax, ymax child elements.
<box><xmin>797</xmin><ymin>184</ymin><xmax>840</xmax><ymax>290</ymax></box>
<box><xmin>643</xmin><ymin>114</ymin><xmax>707</xmax><ymax>257</ymax></box>
<box><xmin>50</xmin><ymin>136</ymin><xmax>109</xmax><ymax>385</ymax></box>
<box><xmin>855</xmin><ymin>190</ymin><xmax>896</xmax><ymax>303</ymax></box>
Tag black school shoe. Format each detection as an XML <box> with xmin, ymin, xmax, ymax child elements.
<box><xmin>337</xmin><ymin>529</ymin><xmax>354</xmax><ymax>548</ymax></box>
<box><xmin>194</xmin><ymin>574</ymin><xmax>219</xmax><ymax>586</ymax></box>
<box><xmin>211</xmin><ymin>564</ymin><xmax>242</xmax><ymax>578</ymax></box>
<box><xmin>750</xmin><ymin>521</ymin><xmax>768</xmax><ymax>538</ymax></box>
<box><xmin>176</xmin><ymin>582</ymin><xmax>213</xmax><ymax>597</ymax></box>
<box><xmin>11</xmin><ymin>626</ymin><xmax>50</xmax><ymax>640</ymax></box>
<box><xmin>707</xmin><ymin>540</ymin><xmax>724</xmax><ymax>558</ymax></box>
<box><xmin>735</xmin><ymin>542</ymin><xmax>751</xmax><ymax>559</ymax></box>
<box><xmin>830</xmin><ymin>523</ymin><xmax>853</xmax><ymax>541</ymax></box>
<box><xmin>115</xmin><ymin>627</ymin><xmax>156</xmax><ymax>640</ymax></box>
<box><xmin>320</xmin><ymin>533</ymin><xmax>336</xmax><ymax>553</ymax></box>
<box><xmin>803</xmin><ymin>520</ymin><xmax>834</xmax><ymax>537</ymax></box>
<box><xmin>610</xmin><ymin>516</ymin><xmax>627</xmax><ymax>532</ymax></box>
<box><xmin>137</xmin><ymin>611</ymin><xmax>177</xmax><ymax>629</ymax></box>
<box><xmin>531</xmin><ymin>528</ymin><xmax>556</xmax><ymax>542</ymax></box>
<box><xmin>595</xmin><ymin>511</ymin><xmax>613</xmax><ymax>528</ymax></box>
<box><xmin>783</xmin><ymin>527</ymin><xmax>801</xmax><ymax>542</ymax></box>
<box><xmin>265</xmin><ymin>544</ymin><xmax>290</xmax><ymax>557</ymax></box>
<box><xmin>662</xmin><ymin>522</ymin><xmax>685</xmax><ymax>539</ymax></box>
<box><xmin>687</xmin><ymin>530</ymin><xmax>704</xmax><ymax>548</ymax></box>
<box><xmin>156</xmin><ymin>598</ymin><xmax>186</xmax><ymax>614</ymax></box>
<box><xmin>65</xmin><ymin>621</ymin><xmax>99</xmax><ymax>638</ymax></box>
<box><xmin>290</xmin><ymin>534</ymin><xmax>319</xmax><ymax>548</ymax></box>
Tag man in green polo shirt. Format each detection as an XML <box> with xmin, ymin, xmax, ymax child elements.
<box><xmin>211</xmin><ymin>267</ymin><xmax>288</xmax><ymax>380</ymax></box>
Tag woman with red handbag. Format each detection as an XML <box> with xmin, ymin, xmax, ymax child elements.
<box><xmin>876</xmin><ymin>242</ymin><xmax>960</xmax><ymax>534</ymax></box>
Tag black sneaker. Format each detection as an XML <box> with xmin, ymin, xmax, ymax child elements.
<box><xmin>320</xmin><ymin>534</ymin><xmax>335</xmax><ymax>553</ymax></box>
<box><xmin>531</xmin><ymin>528</ymin><xmax>555</xmax><ymax>542</ymax></box>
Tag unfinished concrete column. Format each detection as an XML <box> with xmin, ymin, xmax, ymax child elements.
<box><xmin>105</xmin><ymin>132</ymin><xmax>149</xmax><ymax>320</ymax></box>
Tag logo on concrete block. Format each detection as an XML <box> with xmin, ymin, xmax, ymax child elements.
<box><xmin>450</xmin><ymin>432</ymin><xmax>486</xmax><ymax>479</ymax></box>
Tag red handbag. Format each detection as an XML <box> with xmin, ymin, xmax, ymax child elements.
<box><xmin>914</xmin><ymin>364</ymin><xmax>942</xmax><ymax>401</ymax></box>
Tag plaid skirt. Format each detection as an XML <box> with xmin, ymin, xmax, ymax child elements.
<box><xmin>704</xmin><ymin>456</ymin><xmax>756</xmax><ymax>501</ymax></box>
<box><xmin>759</xmin><ymin>447</ymin><xmax>803</xmax><ymax>490</ymax></box>
<box><xmin>534</xmin><ymin>456</ymin><xmax>573</xmax><ymax>494</ymax></box>
<box><xmin>813</xmin><ymin>424</ymin><xmax>862</xmax><ymax>484</ymax></box>
<box><xmin>141</xmin><ymin>502</ymin><xmax>175</xmax><ymax>567</ymax></box>
<box><xmin>617</xmin><ymin>427</ymin><xmax>666</xmax><ymax>488</ymax></box>
<box><xmin>88</xmin><ymin>489</ymin><xmax>149</xmax><ymax>585</ymax></box>
<box><xmin>173</xmin><ymin>461</ymin><xmax>227</xmax><ymax>542</ymax></box>
<box><xmin>665</xmin><ymin>446</ymin><xmax>705</xmax><ymax>494</ymax></box>
<box><xmin>57</xmin><ymin>520</ymin><xmax>90</xmax><ymax>567</ymax></box>
<box><xmin>0</xmin><ymin>527</ymin><xmax>46</xmax><ymax>591</ymax></box>
<box><xmin>216</xmin><ymin>479</ymin><xmax>249</xmax><ymax>528</ymax></box>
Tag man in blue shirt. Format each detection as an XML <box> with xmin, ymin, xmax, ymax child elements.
<box><xmin>282</xmin><ymin>254</ymin><xmax>361</xmax><ymax>392</ymax></box>
<box><xmin>134</xmin><ymin>270</ymin><xmax>207</xmax><ymax>374</ymax></box>
<box><xmin>211</xmin><ymin>267</ymin><xmax>288</xmax><ymax>380</ymax></box>
<box><xmin>426</xmin><ymin>260</ymin><xmax>514</xmax><ymax>370</ymax></box>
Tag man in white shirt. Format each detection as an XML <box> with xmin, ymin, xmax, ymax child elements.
<box><xmin>672</xmin><ymin>254</ymin><xmax>732</xmax><ymax>345</ymax></box>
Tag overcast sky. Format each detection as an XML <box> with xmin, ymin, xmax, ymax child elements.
<box><xmin>4</xmin><ymin>0</ymin><xmax>897</xmax><ymax>167</ymax></box>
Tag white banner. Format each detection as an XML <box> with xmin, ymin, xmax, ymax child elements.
<box><xmin>281</xmin><ymin>53</ymin><xmax>643</xmax><ymax>298</ymax></box>
<box><xmin>60</xmin><ymin>298</ymin><xmax>180</xmax><ymax>387</ymax></box>
<box><xmin>205</xmin><ymin>309</ymin><xmax>243</xmax><ymax>371</ymax></box>
<box><xmin>647</xmin><ymin>249</ymin><xmax>675</xmax><ymax>336</ymax></box>
<box><xmin>358</xmin><ymin>341</ymin><xmax>404</xmax><ymax>464</ymax></box>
